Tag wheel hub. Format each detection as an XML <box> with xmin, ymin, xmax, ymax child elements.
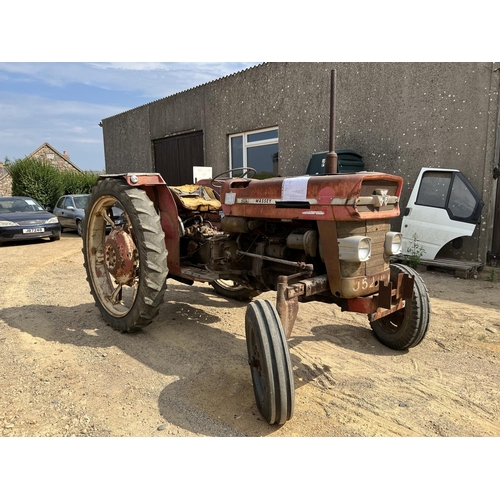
<box><xmin>104</xmin><ymin>227</ymin><xmax>138</xmax><ymax>286</ymax></box>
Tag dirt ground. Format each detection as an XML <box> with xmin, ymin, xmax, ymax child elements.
<box><xmin>1</xmin><ymin>233</ymin><xmax>499</xmax><ymax>437</ymax></box>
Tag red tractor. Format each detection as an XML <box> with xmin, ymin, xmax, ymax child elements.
<box><xmin>82</xmin><ymin>72</ymin><xmax>430</xmax><ymax>425</ymax></box>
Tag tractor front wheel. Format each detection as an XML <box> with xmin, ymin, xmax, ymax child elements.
<box><xmin>369</xmin><ymin>263</ymin><xmax>430</xmax><ymax>350</ymax></box>
<box><xmin>82</xmin><ymin>177</ymin><xmax>168</xmax><ymax>332</ymax></box>
<box><xmin>245</xmin><ymin>299</ymin><xmax>294</xmax><ymax>425</ymax></box>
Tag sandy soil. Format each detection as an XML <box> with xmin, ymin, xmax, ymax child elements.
<box><xmin>1</xmin><ymin>233</ymin><xmax>499</xmax><ymax>437</ymax></box>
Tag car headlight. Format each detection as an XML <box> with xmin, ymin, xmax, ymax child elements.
<box><xmin>338</xmin><ymin>236</ymin><xmax>372</xmax><ymax>262</ymax></box>
<box><xmin>47</xmin><ymin>217</ymin><xmax>59</xmax><ymax>224</ymax></box>
<box><xmin>384</xmin><ymin>232</ymin><xmax>403</xmax><ymax>255</ymax></box>
<box><xmin>0</xmin><ymin>220</ymin><xmax>19</xmax><ymax>227</ymax></box>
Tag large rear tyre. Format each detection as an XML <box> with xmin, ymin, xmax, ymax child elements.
<box><xmin>82</xmin><ymin>177</ymin><xmax>168</xmax><ymax>333</ymax></box>
<box><xmin>245</xmin><ymin>299</ymin><xmax>294</xmax><ymax>425</ymax></box>
<box><xmin>211</xmin><ymin>279</ymin><xmax>261</xmax><ymax>301</ymax></box>
<box><xmin>370</xmin><ymin>263</ymin><xmax>430</xmax><ymax>350</ymax></box>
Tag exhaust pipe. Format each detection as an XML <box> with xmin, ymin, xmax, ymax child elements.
<box><xmin>325</xmin><ymin>69</ymin><xmax>338</xmax><ymax>174</ymax></box>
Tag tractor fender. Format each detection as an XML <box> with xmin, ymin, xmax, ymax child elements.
<box><xmin>97</xmin><ymin>172</ymin><xmax>167</xmax><ymax>187</ymax></box>
<box><xmin>97</xmin><ymin>173</ymin><xmax>181</xmax><ymax>272</ymax></box>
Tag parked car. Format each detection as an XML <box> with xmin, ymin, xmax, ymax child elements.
<box><xmin>0</xmin><ymin>196</ymin><xmax>61</xmax><ymax>244</ymax></box>
<box><xmin>53</xmin><ymin>194</ymin><xmax>126</xmax><ymax>237</ymax></box>
<box><xmin>53</xmin><ymin>194</ymin><xmax>90</xmax><ymax>236</ymax></box>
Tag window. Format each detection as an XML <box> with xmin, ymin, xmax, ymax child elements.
<box><xmin>416</xmin><ymin>171</ymin><xmax>451</xmax><ymax>209</ymax></box>
<box><xmin>229</xmin><ymin>127</ymin><xmax>278</xmax><ymax>179</ymax></box>
<box><xmin>415</xmin><ymin>170</ymin><xmax>483</xmax><ymax>223</ymax></box>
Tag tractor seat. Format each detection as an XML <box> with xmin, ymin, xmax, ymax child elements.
<box><xmin>169</xmin><ymin>184</ymin><xmax>222</xmax><ymax>212</ymax></box>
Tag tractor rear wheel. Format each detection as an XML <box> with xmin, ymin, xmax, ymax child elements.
<box><xmin>245</xmin><ymin>299</ymin><xmax>294</xmax><ymax>425</ymax></box>
<box><xmin>211</xmin><ymin>279</ymin><xmax>261</xmax><ymax>301</ymax></box>
<box><xmin>369</xmin><ymin>263</ymin><xmax>430</xmax><ymax>350</ymax></box>
<box><xmin>82</xmin><ymin>177</ymin><xmax>168</xmax><ymax>332</ymax></box>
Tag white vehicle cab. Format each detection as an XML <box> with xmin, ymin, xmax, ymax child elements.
<box><xmin>401</xmin><ymin>167</ymin><xmax>484</xmax><ymax>260</ymax></box>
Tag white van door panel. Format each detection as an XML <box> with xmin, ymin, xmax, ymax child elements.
<box><xmin>401</xmin><ymin>168</ymin><xmax>483</xmax><ymax>260</ymax></box>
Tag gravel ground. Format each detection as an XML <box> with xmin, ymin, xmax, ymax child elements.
<box><xmin>1</xmin><ymin>233</ymin><xmax>499</xmax><ymax>437</ymax></box>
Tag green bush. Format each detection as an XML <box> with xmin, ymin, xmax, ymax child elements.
<box><xmin>59</xmin><ymin>170</ymin><xmax>99</xmax><ymax>195</ymax></box>
<box><xmin>7</xmin><ymin>158</ymin><xmax>62</xmax><ymax>208</ymax></box>
<box><xmin>6</xmin><ymin>157</ymin><xmax>99</xmax><ymax>209</ymax></box>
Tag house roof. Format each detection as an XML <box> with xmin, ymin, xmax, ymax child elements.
<box><xmin>28</xmin><ymin>142</ymin><xmax>83</xmax><ymax>173</ymax></box>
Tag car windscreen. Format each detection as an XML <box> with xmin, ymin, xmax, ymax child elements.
<box><xmin>0</xmin><ymin>198</ymin><xmax>44</xmax><ymax>212</ymax></box>
<box><xmin>74</xmin><ymin>196</ymin><xmax>89</xmax><ymax>209</ymax></box>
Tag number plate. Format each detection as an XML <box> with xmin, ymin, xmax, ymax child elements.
<box><xmin>23</xmin><ymin>228</ymin><xmax>44</xmax><ymax>234</ymax></box>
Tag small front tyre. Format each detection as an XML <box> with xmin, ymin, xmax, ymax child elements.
<box><xmin>370</xmin><ymin>263</ymin><xmax>430</xmax><ymax>350</ymax></box>
<box><xmin>245</xmin><ymin>299</ymin><xmax>294</xmax><ymax>425</ymax></box>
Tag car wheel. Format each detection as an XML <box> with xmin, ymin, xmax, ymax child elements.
<box><xmin>76</xmin><ymin>220</ymin><xmax>83</xmax><ymax>237</ymax></box>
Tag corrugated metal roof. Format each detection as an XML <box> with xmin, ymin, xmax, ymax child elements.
<box><xmin>102</xmin><ymin>62</ymin><xmax>266</xmax><ymax>122</ymax></box>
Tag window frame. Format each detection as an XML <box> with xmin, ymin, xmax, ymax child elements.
<box><xmin>229</xmin><ymin>126</ymin><xmax>279</xmax><ymax>176</ymax></box>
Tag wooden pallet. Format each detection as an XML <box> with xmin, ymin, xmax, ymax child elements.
<box><xmin>391</xmin><ymin>256</ymin><xmax>484</xmax><ymax>279</ymax></box>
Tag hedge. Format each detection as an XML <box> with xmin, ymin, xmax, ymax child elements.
<box><xmin>6</xmin><ymin>157</ymin><xmax>99</xmax><ymax>209</ymax></box>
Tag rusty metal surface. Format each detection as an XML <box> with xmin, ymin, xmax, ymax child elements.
<box><xmin>220</xmin><ymin>172</ymin><xmax>402</xmax><ymax>222</ymax></box>
<box><xmin>276</xmin><ymin>277</ymin><xmax>299</xmax><ymax>339</ymax></box>
<box><xmin>104</xmin><ymin>227</ymin><xmax>138</xmax><ymax>286</ymax></box>
<box><xmin>397</xmin><ymin>272</ymin><xmax>415</xmax><ymax>300</ymax></box>
<box><xmin>325</xmin><ymin>69</ymin><xmax>338</xmax><ymax>175</ymax></box>
<box><xmin>341</xmin><ymin>270</ymin><xmax>415</xmax><ymax>320</ymax></box>
<box><xmin>236</xmin><ymin>250</ymin><xmax>314</xmax><ymax>271</ymax></box>
<box><xmin>340</xmin><ymin>269</ymin><xmax>391</xmax><ymax>299</ymax></box>
<box><xmin>378</xmin><ymin>279</ymin><xmax>393</xmax><ymax>310</ymax></box>
<box><xmin>296</xmin><ymin>275</ymin><xmax>330</xmax><ymax>297</ymax></box>
<box><xmin>317</xmin><ymin>220</ymin><xmax>342</xmax><ymax>296</ymax></box>
<box><xmin>118</xmin><ymin>173</ymin><xmax>166</xmax><ymax>186</ymax></box>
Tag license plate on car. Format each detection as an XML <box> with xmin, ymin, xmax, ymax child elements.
<box><xmin>23</xmin><ymin>228</ymin><xmax>44</xmax><ymax>234</ymax></box>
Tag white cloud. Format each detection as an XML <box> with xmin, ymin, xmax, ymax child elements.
<box><xmin>0</xmin><ymin>62</ymin><xmax>259</xmax><ymax>98</ymax></box>
<box><xmin>0</xmin><ymin>91</ymin><xmax>124</xmax><ymax>169</ymax></box>
<box><xmin>0</xmin><ymin>62</ymin><xmax>261</xmax><ymax>170</ymax></box>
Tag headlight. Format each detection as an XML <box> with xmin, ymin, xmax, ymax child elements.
<box><xmin>0</xmin><ymin>220</ymin><xmax>19</xmax><ymax>227</ymax></box>
<box><xmin>47</xmin><ymin>217</ymin><xmax>59</xmax><ymax>224</ymax></box>
<box><xmin>384</xmin><ymin>232</ymin><xmax>403</xmax><ymax>255</ymax></box>
<box><xmin>338</xmin><ymin>236</ymin><xmax>372</xmax><ymax>262</ymax></box>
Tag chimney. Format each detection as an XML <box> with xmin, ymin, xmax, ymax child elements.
<box><xmin>63</xmin><ymin>151</ymin><xmax>70</xmax><ymax>160</ymax></box>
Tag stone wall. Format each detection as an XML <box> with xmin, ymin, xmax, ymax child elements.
<box><xmin>0</xmin><ymin>172</ymin><xmax>12</xmax><ymax>196</ymax></box>
<box><xmin>0</xmin><ymin>146</ymin><xmax>82</xmax><ymax>197</ymax></box>
<box><xmin>30</xmin><ymin>145</ymin><xmax>79</xmax><ymax>172</ymax></box>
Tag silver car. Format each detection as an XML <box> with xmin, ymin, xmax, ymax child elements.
<box><xmin>53</xmin><ymin>194</ymin><xmax>89</xmax><ymax>236</ymax></box>
<box><xmin>53</xmin><ymin>194</ymin><xmax>126</xmax><ymax>237</ymax></box>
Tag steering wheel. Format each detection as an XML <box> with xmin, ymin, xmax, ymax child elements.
<box><xmin>211</xmin><ymin>167</ymin><xmax>257</xmax><ymax>188</ymax></box>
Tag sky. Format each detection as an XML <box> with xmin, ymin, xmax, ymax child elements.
<box><xmin>1</xmin><ymin>2</ymin><xmax>495</xmax><ymax>173</ymax></box>
<box><xmin>0</xmin><ymin>62</ymin><xmax>259</xmax><ymax>171</ymax></box>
